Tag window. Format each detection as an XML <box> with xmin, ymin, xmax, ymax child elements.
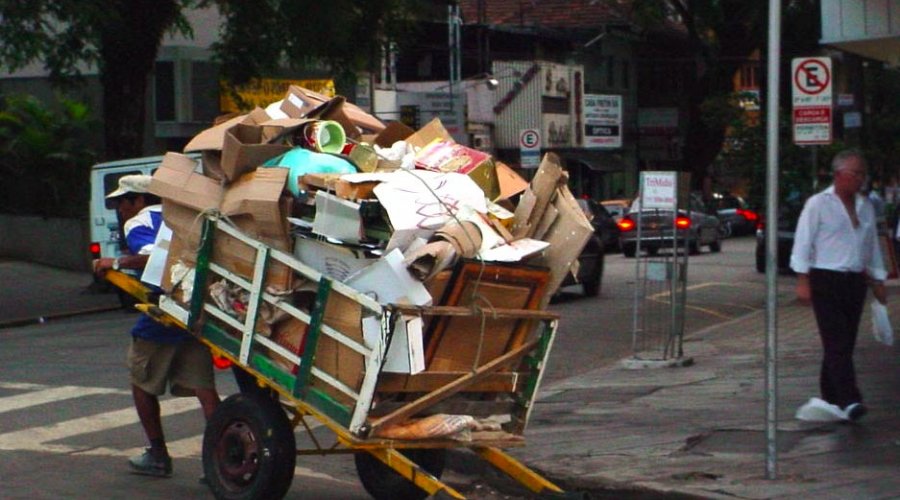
<box><xmin>154</xmin><ymin>61</ymin><xmax>176</xmax><ymax>122</ymax></box>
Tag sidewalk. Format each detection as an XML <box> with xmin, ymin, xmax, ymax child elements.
<box><xmin>516</xmin><ymin>287</ymin><xmax>900</xmax><ymax>499</ymax></box>
<box><xmin>0</xmin><ymin>259</ymin><xmax>119</xmax><ymax>328</ymax></box>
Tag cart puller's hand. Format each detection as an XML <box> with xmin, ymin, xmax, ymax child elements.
<box><xmin>93</xmin><ymin>257</ymin><xmax>119</xmax><ymax>276</ymax></box>
<box><xmin>795</xmin><ymin>273</ymin><xmax>811</xmax><ymax>305</ymax></box>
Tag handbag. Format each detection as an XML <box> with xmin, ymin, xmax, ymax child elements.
<box><xmin>871</xmin><ymin>300</ymin><xmax>894</xmax><ymax>346</ymax></box>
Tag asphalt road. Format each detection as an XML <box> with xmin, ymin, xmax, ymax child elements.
<box><xmin>0</xmin><ymin>235</ymin><xmax>787</xmax><ymax>498</ymax></box>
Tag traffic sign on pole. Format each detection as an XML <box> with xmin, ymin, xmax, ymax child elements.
<box><xmin>792</xmin><ymin>57</ymin><xmax>832</xmax><ymax>145</ymax></box>
<box><xmin>519</xmin><ymin>129</ymin><xmax>541</xmax><ymax>169</ymax></box>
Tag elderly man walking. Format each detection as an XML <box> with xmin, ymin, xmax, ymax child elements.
<box><xmin>791</xmin><ymin>149</ymin><xmax>887</xmax><ymax>422</ymax></box>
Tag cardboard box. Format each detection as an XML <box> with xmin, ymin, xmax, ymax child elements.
<box><xmin>150</xmin><ymin>153</ymin><xmax>294</xmax><ymax>291</ymax></box>
<box><xmin>268</xmin><ymin>317</ymin><xmax>308</xmax><ymax>372</ymax></box>
<box><xmin>311</xmin><ymin>291</ymin><xmax>366</xmax><ymax>406</ymax></box>
<box><xmin>409</xmin><ymin>119</ymin><xmax>500</xmax><ymax>200</ymax></box>
<box><xmin>220</xmin><ymin>123</ymin><xmax>292</xmax><ymax>182</ymax></box>
<box><xmin>511</xmin><ymin>153</ymin><xmax>566</xmax><ymax>239</ymax></box>
<box><xmin>280</xmin><ymin>86</ymin><xmax>385</xmax><ymax>136</ymax></box>
<box><xmin>300</xmin><ymin>174</ymin><xmax>380</xmax><ymax>201</ymax></box>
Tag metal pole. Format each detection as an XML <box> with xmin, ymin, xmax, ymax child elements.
<box><xmin>765</xmin><ymin>0</ymin><xmax>782</xmax><ymax>480</ymax></box>
<box><xmin>631</xmin><ymin>183</ymin><xmax>644</xmax><ymax>355</ymax></box>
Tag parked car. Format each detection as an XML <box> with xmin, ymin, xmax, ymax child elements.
<box><xmin>577</xmin><ymin>198</ymin><xmax>620</xmax><ymax>252</ymax></box>
<box><xmin>559</xmin><ymin>230</ymin><xmax>605</xmax><ymax>297</ymax></box>
<box><xmin>711</xmin><ymin>192</ymin><xmax>758</xmax><ymax>237</ymax></box>
<box><xmin>600</xmin><ymin>198</ymin><xmax>632</xmax><ymax>222</ymax></box>
<box><xmin>618</xmin><ymin>194</ymin><xmax>722</xmax><ymax>257</ymax></box>
<box><xmin>755</xmin><ymin>194</ymin><xmax>807</xmax><ymax>273</ymax></box>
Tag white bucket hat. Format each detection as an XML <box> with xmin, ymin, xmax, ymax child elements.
<box><xmin>106</xmin><ymin>174</ymin><xmax>153</xmax><ymax>199</ymax></box>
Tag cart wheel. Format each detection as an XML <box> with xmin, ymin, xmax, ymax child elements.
<box><xmin>354</xmin><ymin>449</ymin><xmax>447</xmax><ymax>500</ymax></box>
<box><xmin>203</xmin><ymin>393</ymin><xmax>296</xmax><ymax>500</ymax></box>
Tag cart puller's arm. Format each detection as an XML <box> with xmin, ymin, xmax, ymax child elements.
<box><xmin>93</xmin><ymin>254</ymin><xmax>149</xmax><ymax>275</ymax></box>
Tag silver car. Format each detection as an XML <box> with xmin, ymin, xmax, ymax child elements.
<box><xmin>618</xmin><ymin>195</ymin><xmax>723</xmax><ymax>257</ymax></box>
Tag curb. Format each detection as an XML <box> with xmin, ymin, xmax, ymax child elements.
<box><xmin>0</xmin><ymin>305</ymin><xmax>124</xmax><ymax>330</ymax></box>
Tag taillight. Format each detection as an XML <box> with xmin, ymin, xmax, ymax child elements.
<box><xmin>617</xmin><ymin>217</ymin><xmax>636</xmax><ymax>232</ymax></box>
<box><xmin>675</xmin><ymin>216</ymin><xmax>691</xmax><ymax>229</ymax></box>
<box><xmin>212</xmin><ymin>354</ymin><xmax>233</xmax><ymax>370</ymax></box>
<box><xmin>89</xmin><ymin>242</ymin><xmax>102</xmax><ymax>258</ymax></box>
<box><xmin>737</xmin><ymin>208</ymin><xmax>758</xmax><ymax>222</ymax></box>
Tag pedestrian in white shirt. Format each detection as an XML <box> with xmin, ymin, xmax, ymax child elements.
<box><xmin>790</xmin><ymin>149</ymin><xmax>887</xmax><ymax>422</ymax></box>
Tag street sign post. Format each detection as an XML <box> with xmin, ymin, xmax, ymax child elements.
<box><xmin>519</xmin><ymin>128</ymin><xmax>541</xmax><ymax>169</ymax></box>
<box><xmin>791</xmin><ymin>57</ymin><xmax>833</xmax><ymax>145</ymax></box>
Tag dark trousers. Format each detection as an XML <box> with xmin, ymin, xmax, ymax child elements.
<box><xmin>809</xmin><ymin>268</ymin><xmax>868</xmax><ymax>408</ymax></box>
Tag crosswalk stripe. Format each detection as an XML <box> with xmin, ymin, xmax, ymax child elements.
<box><xmin>0</xmin><ymin>386</ymin><xmax>126</xmax><ymax>414</ymax></box>
<box><xmin>0</xmin><ymin>397</ymin><xmax>201</xmax><ymax>452</ymax></box>
<box><xmin>0</xmin><ymin>381</ymin><xmax>347</xmax><ymax>483</ymax></box>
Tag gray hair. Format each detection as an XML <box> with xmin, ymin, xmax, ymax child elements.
<box><xmin>831</xmin><ymin>149</ymin><xmax>868</xmax><ymax>173</ymax></box>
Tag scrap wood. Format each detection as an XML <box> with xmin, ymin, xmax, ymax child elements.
<box><xmin>364</xmin><ymin>337</ymin><xmax>540</xmax><ymax>436</ymax></box>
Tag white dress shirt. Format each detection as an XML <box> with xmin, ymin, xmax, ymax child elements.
<box><xmin>790</xmin><ymin>186</ymin><xmax>887</xmax><ymax>281</ymax></box>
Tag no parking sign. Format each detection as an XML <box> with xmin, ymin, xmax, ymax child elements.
<box><xmin>792</xmin><ymin>57</ymin><xmax>832</xmax><ymax>145</ymax></box>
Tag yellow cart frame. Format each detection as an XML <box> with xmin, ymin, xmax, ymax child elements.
<box><xmin>107</xmin><ymin>214</ymin><xmax>572</xmax><ymax>499</ymax></box>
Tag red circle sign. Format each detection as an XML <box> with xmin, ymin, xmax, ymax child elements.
<box><xmin>793</xmin><ymin>60</ymin><xmax>831</xmax><ymax>96</ymax></box>
<box><xmin>520</xmin><ymin>129</ymin><xmax>540</xmax><ymax>149</ymax></box>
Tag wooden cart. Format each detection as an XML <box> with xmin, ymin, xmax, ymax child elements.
<box><xmin>108</xmin><ymin>215</ymin><xmax>577</xmax><ymax>500</ymax></box>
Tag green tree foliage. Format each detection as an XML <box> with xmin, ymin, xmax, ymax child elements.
<box><xmin>0</xmin><ymin>94</ymin><xmax>97</xmax><ymax>217</ymax></box>
<box><xmin>0</xmin><ymin>1</ymin><xmax>199</xmax><ymax>160</ymax></box>
<box><xmin>619</xmin><ymin>1</ymin><xmax>824</xmax><ymax>189</ymax></box>
<box><xmin>0</xmin><ymin>0</ymin><xmax>423</xmax><ymax>160</ymax></box>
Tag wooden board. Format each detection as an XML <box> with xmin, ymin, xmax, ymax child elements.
<box><xmin>424</xmin><ymin>261</ymin><xmax>549</xmax><ymax>371</ymax></box>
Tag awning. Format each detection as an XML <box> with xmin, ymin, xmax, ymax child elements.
<box><xmin>823</xmin><ymin>37</ymin><xmax>900</xmax><ymax>66</ymax></box>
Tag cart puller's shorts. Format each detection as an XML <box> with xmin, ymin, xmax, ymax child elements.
<box><xmin>127</xmin><ymin>338</ymin><xmax>215</xmax><ymax>397</ymax></box>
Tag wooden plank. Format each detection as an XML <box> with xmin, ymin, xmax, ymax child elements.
<box><xmin>365</xmin><ymin>338</ymin><xmax>539</xmax><ymax>435</ymax></box>
<box><xmin>376</xmin><ymin>372</ymin><xmax>520</xmax><ymax>393</ymax></box>
<box><xmin>367</xmin><ymin>400</ymin><xmax>517</xmax><ymax>418</ymax></box>
<box><xmin>390</xmin><ymin>305</ymin><xmax>558</xmax><ymax>321</ymax></box>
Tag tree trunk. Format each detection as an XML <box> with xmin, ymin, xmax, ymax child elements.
<box><xmin>682</xmin><ymin>0</ymin><xmax>765</xmax><ymax>192</ymax></box>
<box><xmin>98</xmin><ymin>1</ymin><xmax>179</xmax><ymax>160</ymax></box>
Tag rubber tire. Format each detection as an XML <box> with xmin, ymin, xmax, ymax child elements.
<box><xmin>354</xmin><ymin>449</ymin><xmax>447</xmax><ymax>500</ymax></box>
<box><xmin>622</xmin><ymin>244</ymin><xmax>636</xmax><ymax>258</ymax></box>
<box><xmin>203</xmin><ymin>393</ymin><xmax>296</xmax><ymax>500</ymax></box>
<box><xmin>582</xmin><ymin>253</ymin><xmax>604</xmax><ymax>297</ymax></box>
<box><xmin>709</xmin><ymin>238</ymin><xmax>722</xmax><ymax>253</ymax></box>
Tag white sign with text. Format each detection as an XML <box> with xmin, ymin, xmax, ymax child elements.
<box><xmin>640</xmin><ymin>171</ymin><xmax>678</xmax><ymax>210</ymax></box>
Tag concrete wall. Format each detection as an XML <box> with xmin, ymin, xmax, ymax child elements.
<box><xmin>0</xmin><ymin>215</ymin><xmax>91</xmax><ymax>271</ymax></box>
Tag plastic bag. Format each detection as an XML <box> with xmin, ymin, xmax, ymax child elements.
<box><xmin>871</xmin><ymin>300</ymin><xmax>894</xmax><ymax>346</ymax></box>
<box><xmin>795</xmin><ymin>397</ymin><xmax>846</xmax><ymax>422</ymax></box>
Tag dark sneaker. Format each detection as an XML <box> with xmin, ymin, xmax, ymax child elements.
<box><xmin>845</xmin><ymin>403</ymin><xmax>868</xmax><ymax>422</ymax></box>
<box><xmin>128</xmin><ymin>448</ymin><xmax>172</xmax><ymax>477</ymax></box>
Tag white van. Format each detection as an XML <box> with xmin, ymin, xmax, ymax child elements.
<box><xmin>88</xmin><ymin>155</ymin><xmax>167</xmax><ymax>260</ymax></box>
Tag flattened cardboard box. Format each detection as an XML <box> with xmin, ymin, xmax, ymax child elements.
<box><xmin>408</xmin><ymin>118</ymin><xmax>500</xmax><ymax>200</ymax></box>
<box><xmin>149</xmin><ymin>153</ymin><xmax>293</xmax><ymax>291</ymax></box>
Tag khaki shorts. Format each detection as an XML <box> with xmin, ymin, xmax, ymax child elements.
<box><xmin>127</xmin><ymin>337</ymin><xmax>215</xmax><ymax>397</ymax></box>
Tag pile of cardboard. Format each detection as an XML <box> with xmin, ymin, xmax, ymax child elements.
<box><xmin>147</xmin><ymin>86</ymin><xmax>594</xmax><ymax>375</ymax></box>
